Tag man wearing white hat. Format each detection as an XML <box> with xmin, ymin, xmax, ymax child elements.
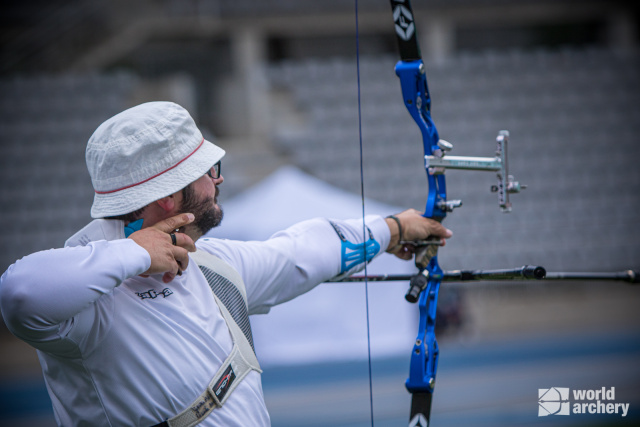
<box><xmin>0</xmin><ymin>101</ymin><xmax>451</xmax><ymax>426</ymax></box>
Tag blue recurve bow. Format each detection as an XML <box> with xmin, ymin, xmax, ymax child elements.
<box><xmin>385</xmin><ymin>2</ymin><xmax>638</xmax><ymax>425</ymax></box>
<box><xmin>389</xmin><ymin>1</ymin><xmax>524</xmax><ymax>425</ymax></box>
<box><xmin>389</xmin><ymin>2</ymin><xmax>444</xmax><ymax>424</ymax></box>
<box><xmin>344</xmin><ymin>1</ymin><xmax>639</xmax><ymax>426</ymax></box>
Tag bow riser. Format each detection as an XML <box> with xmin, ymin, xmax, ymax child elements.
<box><xmin>407</xmin><ymin>257</ymin><xmax>442</xmax><ymax>392</ymax></box>
<box><xmin>394</xmin><ymin>60</ymin><xmax>446</xmax><ymax>220</ymax></box>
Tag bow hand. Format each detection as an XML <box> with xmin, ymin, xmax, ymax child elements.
<box><xmin>385</xmin><ymin>208</ymin><xmax>452</xmax><ymax>261</ymax></box>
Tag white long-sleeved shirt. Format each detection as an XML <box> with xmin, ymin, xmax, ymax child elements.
<box><xmin>0</xmin><ymin>216</ymin><xmax>390</xmax><ymax>426</ymax></box>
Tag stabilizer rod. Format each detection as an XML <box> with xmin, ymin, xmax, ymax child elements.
<box><xmin>545</xmin><ymin>270</ymin><xmax>638</xmax><ymax>283</ymax></box>
<box><xmin>333</xmin><ymin>267</ymin><xmax>639</xmax><ymax>284</ymax></box>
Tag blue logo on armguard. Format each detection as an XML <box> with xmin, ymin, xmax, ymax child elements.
<box><xmin>340</xmin><ymin>238</ymin><xmax>380</xmax><ymax>273</ymax></box>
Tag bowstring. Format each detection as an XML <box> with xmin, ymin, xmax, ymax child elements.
<box><xmin>354</xmin><ymin>1</ymin><xmax>375</xmax><ymax>426</ymax></box>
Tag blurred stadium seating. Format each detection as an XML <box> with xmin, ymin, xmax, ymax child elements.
<box><xmin>260</xmin><ymin>47</ymin><xmax>640</xmax><ymax>272</ymax></box>
<box><xmin>1</xmin><ymin>47</ymin><xmax>638</xmax><ymax>273</ymax></box>
<box><xmin>0</xmin><ymin>73</ymin><xmax>138</xmax><ymax>271</ymax></box>
<box><xmin>0</xmin><ymin>1</ymin><xmax>639</xmax><ymax>425</ymax></box>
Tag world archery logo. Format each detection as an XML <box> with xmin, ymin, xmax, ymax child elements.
<box><xmin>392</xmin><ymin>2</ymin><xmax>415</xmax><ymax>41</ymax></box>
<box><xmin>539</xmin><ymin>386</ymin><xmax>630</xmax><ymax>417</ymax></box>
<box><xmin>538</xmin><ymin>387</ymin><xmax>570</xmax><ymax>416</ymax></box>
<box><xmin>409</xmin><ymin>413</ymin><xmax>428</xmax><ymax>427</ymax></box>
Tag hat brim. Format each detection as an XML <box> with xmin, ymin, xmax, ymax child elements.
<box><xmin>90</xmin><ymin>139</ymin><xmax>225</xmax><ymax>218</ymax></box>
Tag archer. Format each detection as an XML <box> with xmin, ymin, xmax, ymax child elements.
<box><xmin>0</xmin><ymin>101</ymin><xmax>451</xmax><ymax>427</ymax></box>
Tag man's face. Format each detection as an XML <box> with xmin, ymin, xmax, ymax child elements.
<box><xmin>179</xmin><ymin>171</ymin><xmax>224</xmax><ymax>238</ymax></box>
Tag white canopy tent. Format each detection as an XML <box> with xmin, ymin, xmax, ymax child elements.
<box><xmin>205</xmin><ymin>166</ymin><xmax>419</xmax><ymax>367</ymax></box>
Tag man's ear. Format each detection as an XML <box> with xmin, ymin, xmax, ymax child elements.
<box><xmin>155</xmin><ymin>194</ymin><xmax>177</xmax><ymax>213</ymax></box>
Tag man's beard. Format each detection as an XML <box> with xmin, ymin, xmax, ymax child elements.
<box><xmin>180</xmin><ymin>183</ymin><xmax>223</xmax><ymax>236</ymax></box>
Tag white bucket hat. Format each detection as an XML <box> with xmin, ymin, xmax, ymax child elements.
<box><xmin>87</xmin><ymin>101</ymin><xmax>225</xmax><ymax>218</ymax></box>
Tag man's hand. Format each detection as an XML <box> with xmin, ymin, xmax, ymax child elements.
<box><xmin>128</xmin><ymin>213</ymin><xmax>197</xmax><ymax>283</ymax></box>
<box><xmin>385</xmin><ymin>209</ymin><xmax>452</xmax><ymax>260</ymax></box>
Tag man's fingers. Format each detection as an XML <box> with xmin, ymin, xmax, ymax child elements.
<box><xmin>154</xmin><ymin>213</ymin><xmax>195</xmax><ymax>234</ymax></box>
<box><xmin>386</xmin><ymin>243</ymin><xmax>415</xmax><ymax>260</ymax></box>
<box><xmin>397</xmin><ymin>244</ymin><xmax>414</xmax><ymax>260</ymax></box>
<box><xmin>395</xmin><ymin>209</ymin><xmax>453</xmax><ymax>241</ymax></box>
<box><xmin>387</xmin><ymin>209</ymin><xmax>453</xmax><ymax>261</ymax></box>
<box><xmin>431</xmin><ymin>222</ymin><xmax>453</xmax><ymax>239</ymax></box>
<box><xmin>158</xmin><ymin>248</ymin><xmax>189</xmax><ymax>283</ymax></box>
<box><xmin>171</xmin><ymin>232</ymin><xmax>197</xmax><ymax>252</ymax></box>
<box><xmin>172</xmin><ymin>246</ymin><xmax>191</xmax><ymax>273</ymax></box>
<box><xmin>128</xmin><ymin>218</ymin><xmax>196</xmax><ymax>279</ymax></box>
<box><xmin>162</xmin><ymin>271</ymin><xmax>176</xmax><ymax>283</ymax></box>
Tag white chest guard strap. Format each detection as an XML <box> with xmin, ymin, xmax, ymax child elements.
<box><xmin>158</xmin><ymin>250</ymin><xmax>261</xmax><ymax>427</ymax></box>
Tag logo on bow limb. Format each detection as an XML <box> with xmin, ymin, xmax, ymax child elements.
<box><xmin>393</xmin><ymin>2</ymin><xmax>415</xmax><ymax>41</ymax></box>
<box><xmin>409</xmin><ymin>413</ymin><xmax>429</xmax><ymax>427</ymax></box>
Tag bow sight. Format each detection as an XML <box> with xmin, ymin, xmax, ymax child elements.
<box><xmin>427</xmin><ymin>131</ymin><xmax>526</xmax><ymax>213</ymax></box>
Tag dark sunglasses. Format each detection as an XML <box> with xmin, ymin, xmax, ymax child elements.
<box><xmin>206</xmin><ymin>161</ymin><xmax>221</xmax><ymax>179</ymax></box>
